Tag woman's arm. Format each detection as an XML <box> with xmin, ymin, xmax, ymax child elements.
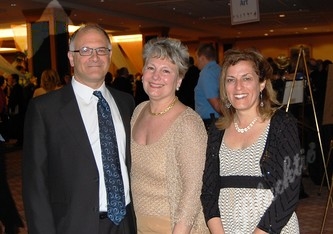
<box><xmin>207</xmin><ymin>217</ymin><xmax>225</xmax><ymax>234</ymax></box>
<box><xmin>253</xmin><ymin>227</ymin><xmax>268</xmax><ymax>234</ymax></box>
<box><xmin>173</xmin><ymin>112</ymin><xmax>208</xmax><ymax>233</ymax></box>
<box><xmin>201</xmin><ymin>124</ymin><xmax>224</xmax><ymax>227</ymax></box>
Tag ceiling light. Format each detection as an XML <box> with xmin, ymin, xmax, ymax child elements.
<box><xmin>0</xmin><ymin>24</ymin><xmax>27</xmax><ymax>39</ymax></box>
<box><xmin>0</xmin><ymin>48</ymin><xmax>17</xmax><ymax>52</ymax></box>
<box><xmin>0</xmin><ymin>40</ymin><xmax>17</xmax><ymax>52</ymax></box>
<box><xmin>279</xmin><ymin>14</ymin><xmax>285</xmax><ymax>18</ymax></box>
<box><xmin>0</xmin><ymin>29</ymin><xmax>14</xmax><ymax>38</ymax></box>
<box><xmin>68</xmin><ymin>25</ymin><xmax>81</xmax><ymax>33</ymax></box>
<box><xmin>0</xmin><ymin>24</ymin><xmax>143</xmax><ymax>44</ymax></box>
<box><xmin>112</xmin><ymin>34</ymin><xmax>142</xmax><ymax>43</ymax></box>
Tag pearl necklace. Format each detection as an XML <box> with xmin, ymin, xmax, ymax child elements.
<box><xmin>234</xmin><ymin>117</ymin><xmax>258</xmax><ymax>133</ymax></box>
<box><xmin>149</xmin><ymin>97</ymin><xmax>178</xmax><ymax>116</ymax></box>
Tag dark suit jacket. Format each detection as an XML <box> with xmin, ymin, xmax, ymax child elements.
<box><xmin>22</xmin><ymin>84</ymin><xmax>136</xmax><ymax>234</ymax></box>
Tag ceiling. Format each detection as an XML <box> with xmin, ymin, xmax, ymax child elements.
<box><xmin>1</xmin><ymin>0</ymin><xmax>333</xmax><ymax>42</ymax></box>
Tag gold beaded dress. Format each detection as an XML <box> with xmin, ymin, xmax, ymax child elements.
<box><xmin>131</xmin><ymin>101</ymin><xmax>209</xmax><ymax>233</ymax></box>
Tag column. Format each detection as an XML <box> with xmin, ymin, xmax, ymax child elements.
<box><xmin>23</xmin><ymin>7</ymin><xmax>71</xmax><ymax>82</ymax></box>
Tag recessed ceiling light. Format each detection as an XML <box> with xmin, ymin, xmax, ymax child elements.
<box><xmin>112</xmin><ymin>34</ymin><xmax>142</xmax><ymax>43</ymax></box>
<box><xmin>264</xmin><ymin>33</ymin><xmax>269</xmax><ymax>36</ymax></box>
<box><xmin>0</xmin><ymin>48</ymin><xmax>17</xmax><ymax>52</ymax></box>
<box><xmin>279</xmin><ymin>14</ymin><xmax>285</xmax><ymax>18</ymax></box>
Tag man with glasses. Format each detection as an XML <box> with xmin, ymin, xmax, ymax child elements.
<box><xmin>22</xmin><ymin>24</ymin><xmax>136</xmax><ymax>234</ymax></box>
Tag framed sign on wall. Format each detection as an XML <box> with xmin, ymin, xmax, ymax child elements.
<box><xmin>230</xmin><ymin>0</ymin><xmax>260</xmax><ymax>25</ymax></box>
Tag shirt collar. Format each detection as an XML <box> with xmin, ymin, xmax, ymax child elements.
<box><xmin>72</xmin><ymin>77</ymin><xmax>108</xmax><ymax>103</ymax></box>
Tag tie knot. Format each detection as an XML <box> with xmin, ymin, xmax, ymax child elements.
<box><xmin>93</xmin><ymin>90</ymin><xmax>103</xmax><ymax>100</ymax></box>
<box><xmin>94</xmin><ymin>90</ymin><xmax>110</xmax><ymax>112</ymax></box>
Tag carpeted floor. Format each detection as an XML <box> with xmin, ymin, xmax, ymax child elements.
<box><xmin>2</xmin><ymin>147</ymin><xmax>333</xmax><ymax>234</ymax></box>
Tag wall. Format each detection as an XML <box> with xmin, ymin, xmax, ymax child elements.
<box><xmin>232</xmin><ymin>33</ymin><xmax>333</xmax><ymax>61</ymax></box>
<box><xmin>183</xmin><ymin>33</ymin><xmax>333</xmax><ymax>68</ymax></box>
<box><xmin>113</xmin><ymin>41</ymin><xmax>143</xmax><ymax>74</ymax></box>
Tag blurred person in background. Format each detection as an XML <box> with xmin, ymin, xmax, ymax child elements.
<box><xmin>33</xmin><ymin>68</ymin><xmax>62</xmax><ymax>98</ymax></box>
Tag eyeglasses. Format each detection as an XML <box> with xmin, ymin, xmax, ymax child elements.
<box><xmin>71</xmin><ymin>47</ymin><xmax>111</xmax><ymax>56</ymax></box>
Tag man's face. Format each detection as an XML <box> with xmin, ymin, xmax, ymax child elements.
<box><xmin>196</xmin><ymin>54</ymin><xmax>206</xmax><ymax>70</ymax></box>
<box><xmin>7</xmin><ymin>75</ymin><xmax>13</xmax><ymax>86</ymax></box>
<box><xmin>67</xmin><ymin>28</ymin><xmax>111</xmax><ymax>89</ymax></box>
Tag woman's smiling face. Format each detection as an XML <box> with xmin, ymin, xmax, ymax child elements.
<box><xmin>225</xmin><ymin>60</ymin><xmax>266</xmax><ymax>112</ymax></box>
<box><xmin>142</xmin><ymin>57</ymin><xmax>181</xmax><ymax>101</ymax></box>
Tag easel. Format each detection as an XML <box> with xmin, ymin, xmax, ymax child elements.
<box><xmin>321</xmin><ymin>140</ymin><xmax>333</xmax><ymax>233</ymax></box>
<box><xmin>285</xmin><ymin>46</ymin><xmax>330</xmax><ymax>193</ymax></box>
<box><xmin>287</xmin><ymin>47</ymin><xmax>333</xmax><ymax>234</ymax></box>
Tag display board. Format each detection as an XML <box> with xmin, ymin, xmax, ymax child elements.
<box><xmin>322</xmin><ymin>64</ymin><xmax>333</xmax><ymax>125</ymax></box>
<box><xmin>282</xmin><ymin>80</ymin><xmax>304</xmax><ymax>105</ymax></box>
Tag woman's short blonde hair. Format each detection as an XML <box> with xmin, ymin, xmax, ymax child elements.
<box><xmin>142</xmin><ymin>37</ymin><xmax>189</xmax><ymax>78</ymax></box>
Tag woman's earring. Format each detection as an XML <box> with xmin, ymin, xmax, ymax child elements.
<box><xmin>225</xmin><ymin>101</ymin><xmax>231</xmax><ymax>109</ymax></box>
<box><xmin>260</xmin><ymin>91</ymin><xmax>264</xmax><ymax>107</ymax></box>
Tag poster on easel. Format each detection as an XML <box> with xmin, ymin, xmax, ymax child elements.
<box><xmin>282</xmin><ymin>80</ymin><xmax>304</xmax><ymax>105</ymax></box>
<box><xmin>322</xmin><ymin>64</ymin><xmax>333</xmax><ymax>125</ymax></box>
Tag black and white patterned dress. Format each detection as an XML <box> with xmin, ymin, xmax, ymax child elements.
<box><xmin>218</xmin><ymin>124</ymin><xmax>299</xmax><ymax>234</ymax></box>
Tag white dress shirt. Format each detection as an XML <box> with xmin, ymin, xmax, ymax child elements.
<box><xmin>71</xmin><ymin>77</ymin><xmax>130</xmax><ymax>211</ymax></box>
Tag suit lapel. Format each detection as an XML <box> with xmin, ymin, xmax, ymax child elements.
<box><xmin>58</xmin><ymin>85</ymin><xmax>95</xmax><ymax>158</ymax></box>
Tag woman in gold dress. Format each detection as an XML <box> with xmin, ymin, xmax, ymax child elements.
<box><xmin>131</xmin><ymin>37</ymin><xmax>209</xmax><ymax>233</ymax></box>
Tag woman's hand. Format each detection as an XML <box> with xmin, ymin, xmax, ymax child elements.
<box><xmin>207</xmin><ymin>217</ymin><xmax>225</xmax><ymax>234</ymax></box>
<box><xmin>253</xmin><ymin>227</ymin><xmax>268</xmax><ymax>234</ymax></box>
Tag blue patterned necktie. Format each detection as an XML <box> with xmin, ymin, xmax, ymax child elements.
<box><xmin>93</xmin><ymin>91</ymin><xmax>126</xmax><ymax>225</ymax></box>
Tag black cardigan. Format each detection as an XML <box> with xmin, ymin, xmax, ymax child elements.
<box><xmin>201</xmin><ymin>109</ymin><xmax>302</xmax><ymax>234</ymax></box>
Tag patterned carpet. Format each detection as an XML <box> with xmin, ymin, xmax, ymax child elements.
<box><xmin>1</xmin><ymin>147</ymin><xmax>333</xmax><ymax>234</ymax></box>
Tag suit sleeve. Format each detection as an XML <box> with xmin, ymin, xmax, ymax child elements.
<box><xmin>22</xmin><ymin>100</ymin><xmax>57</xmax><ymax>234</ymax></box>
<box><xmin>258</xmin><ymin>111</ymin><xmax>302</xmax><ymax>233</ymax></box>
